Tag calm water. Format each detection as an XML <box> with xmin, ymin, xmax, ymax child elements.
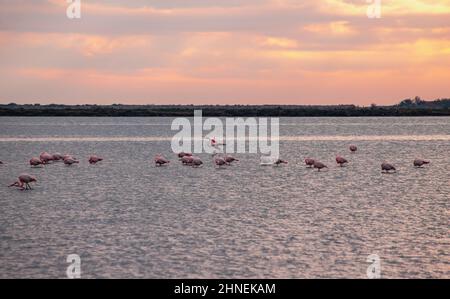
<box><xmin>0</xmin><ymin>117</ymin><xmax>449</xmax><ymax>278</ymax></box>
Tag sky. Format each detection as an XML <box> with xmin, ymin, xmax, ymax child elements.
<box><xmin>0</xmin><ymin>0</ymin><xmax>449</xmax><ymax>105</ymax></box>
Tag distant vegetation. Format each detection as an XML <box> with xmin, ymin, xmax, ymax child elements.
<box><xmin>1</xmin><ymin>97</ymin><xmax>449</xmax><ymax>117</ymax></box>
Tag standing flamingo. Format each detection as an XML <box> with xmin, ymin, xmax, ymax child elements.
<box><xmin>180</xmin><ymin>155</ymin><xmax>194</xmax><ymax>165</ymax></box>
<box><xmin>178</xmin><ymin>152</ymin><xmax>192</xmax><ymax>158</ymax></box>
<box><xmin>64</xmin><ymin>156</ymin><xmax>79</xmax><ymax>166</ymax></box>
<box><xmin>154</xmin><ymin>154</ymin><xmax>170</xmax><ymax>166</ymax></box>
<box><xmin>89</xmin><ymin>155</ymin><xmax>103</xmax><ymax>164</ymax></box>
<box><xmin>52</xmin><ymin>153</ymin><xmax>64</xmax><ymax>161</ymax></box>
<box><xmin>192</xmin><ymin>156</ymin><xmax>203</xmax><ymax>167</ymax></box>
<box><xmin>313</xmin><ymin>161</ymin><xmax>327</xmax><ymax>171</ymax></box>
<box><xmin>349</xmin><ymin>145</ymin><xmax>357</xmax><ymax>153</ymax></box>
<box><xmin>274</xmin><ymin>159</ymin><xmax>288</xmax><ymax>166</ymax></box>
<box><xmin>336</xmin><ymin>156</ymin><xmax>348</xmax><ymax>167</ymax></box>
<box><xmin>305</xmin><ymin>158</ymin><xmax>315</xmax><ymax>168</ymax></box>
<box><xmin>381</xmin><ymin>162</ymin><xmax>396</xmax><ymax>173</ymax></box>
<box><xmin>214</xmin><ymin>156</ymin><xmax>229</xmax><ymax>167</ymax></box>
<box><xmin>30</xmin><ymin>157</ymin><xmax>43</xmax><ymax>167</ymax></box>
<box><xmin>40</xmin><ymin>152</ymin><xmax>53</xmax><ymax>164</ymax></box>
<box><xmin>9</xmin><ymin>174</ymin><xmax>37</xmax><ymax>190</ymax></box>
<box><xmin>224</xmin><ymin>155</ymin><xmax>239</xmax><ymax>164</ymax></box>
<box><xmin>413</xmin><ymin>159</ymin><xmax>430</xmax><ymax>168</ymax></box>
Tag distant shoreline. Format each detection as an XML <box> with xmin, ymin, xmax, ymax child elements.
<box><xmin>1</xmin><ymin>98</ymin><xmax>449</xmax><ymax>117</ymax></box>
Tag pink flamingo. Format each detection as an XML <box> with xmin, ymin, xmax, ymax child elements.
<box><xmin>305</xmin><ymin>158</ymin><xmax>315</xmax><ymax>168</ymax></box>
<box><xmin>414</xmin><ymin>159</ymin><xmax>430</xmax><ymax>168</ymax></box>
<box><xmin>192</xmin><ymin>156</ymin><xmax>203</xmax><ymax>167</ymax></box>
<box><xmin>180</xmin><ymin>155</ymin><xmax>194</xmax><ymax>165</ymax></box>
<box><xmin>40</xmin><ymin>152</ymin><xmax>53</xmax><ymax>164</ymax></box>
<box><xmin>178</xmin><ymin>152</ymin><xmax>192</xmax><ymax>158</ymax></box>
<box><xmin>313</xmin><ymin>161</ymin><xmax>327</xmax><ymax>171</ymax></box>
<box><xmin>154</xmin><ymin>154</ymin><xmax>170</xmax><ymax>166</ymax></box>
<box><xmin>274</xmin><ymin>159</ymin><xmax>288</xmax><ymax>166</ymax></box>
<box><xmin>336</xmin><ymin>156</ymin><xmax>348</xmax><ymax>167</ymax></box>
<box><xmin>214</xmin><ymin>156</ymin><xmax>229</xmax><ymax>167</ymax></box>
<box><xmin>30</xmin><ymin>157</ymin><xmax>43</xmax><ymax>167</ymax></box>
<box><xmin>9</xmin><ymin>174</ymin><xmax>37</xmax><ymax>190</ymax></box>
<box><xmin>224</xmin><ymin>155</ymin><xmax>239</xmax><ymax>164</ymax></box>
<box><xmin>381</xmin><ymin>162</ymin><xmax>396</xmax><ymax>173</ymax></box>
<box><xmin>89</xmin><ymin>155</ymin><xmax>103</xmax><ymax>164</ymax></box>
<box><xmin>52</xmin><ymin>153</ymin><xmax>64</xmax><ymax>161</ymax></box>
<box><xmin>349</xmin><ymin>145</ymin><xmax>357</xmax><ymax>153</ymax></box>
<box><xmin>64</xmin><ymin>156</ymin><xmax>79</xmax><ymax>166</ymax></box>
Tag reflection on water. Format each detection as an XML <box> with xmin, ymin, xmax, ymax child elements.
<box><xmin>0</xmin><ymin>117</ymin><xmax>449</xmax><ymax>278</ymax></box>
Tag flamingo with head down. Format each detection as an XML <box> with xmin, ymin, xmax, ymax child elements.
<box><xmin>64</xmin><ymin>156</ymin><xmax>79</xmax><ymax>166</ymax></box>
<box><xmin>381</xmin><ymin>162</ymin><xmax>396</xmax><ymax>173</ymax></box>
<box><xmin>30</xmin><ymin>157</ymin><xmax>43</xmax><ymax>167</ymax></box>
<box><xmin>224</xmin><ymin>155</ymin><xmax>239</xmax><ymax>164</ymax></box>
<box><xmin>40</xmin><ymin>152</ymin><xmax>53</xmax><ymax>164</ymax></box>
<box><xmin>9</xmin><ymin>174</ymin><xmax>37</xmax><ymax>190</ymax></box>
<box><xmin>214</xmin><ymin>156</ymin><xmax>229</xmax><ymax>167</ymax></box>
<box><xmin>305</xmin><ymin>158</ymin><xmax>315</xmax><ymax>168</ymax></box>
<box><xmin>313</xmin><ymin>161</ymin><xmax>327</xmax><ymax>171</ymax></box>
<box><xmin>89</xmin><ymin>155</ymin><xmax>103</xmax><ymax>164</ymax></box>
<box><xmin>274</xmin><ymin>159</ymin><xmax>288</xmax><ymax>166</ymax></box>
<box><xmin>52</xmin><ymin>153</ymin><xmax>64</xmax><ymax>162</ymax></box>
<box><xmin>180</xmin><ymin>155</ymin><xmax>194</xmax><ymax>165</ymax></box>
<box><xmin>336</xmin><ymin>156</ymin><xmax>348</xmax><ymax>167</ymax></box>
<box><xmin>191</xmin><ymin>156</ymin><xmax>203</xmax><ymax>167</ymax></box>
<box><xmin>154</xmin><ymin>154</ymin><xmax>170</xmax><ymax>166</ymax></box>
<box><xmin>413</xmin><ymin>159</ymin><xmax>430</xmax><ymax>168</ymax></box>
<box><xmin>178</xmin><ymin>152</ymin><xmax>192</xmax><ymax>159</ymax></box>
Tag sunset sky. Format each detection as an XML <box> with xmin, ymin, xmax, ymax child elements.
<box><xmin>0</xmin><ymin>0</ymin><xmax>449</xmax><ymax>105</ymax></box>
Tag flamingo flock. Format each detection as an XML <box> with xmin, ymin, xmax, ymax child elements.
<box><xmin>3</xmin><ymin>144</ymin><xmax>431</xmax><ymax>191</ymax></box>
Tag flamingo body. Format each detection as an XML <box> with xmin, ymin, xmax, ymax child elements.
<box><xmin>336</xmin><ymin>156</ymin><xmax>348</xmax><ymax>166</ymax></box>
<box><xmin>89</xmin><ymin>155</ymin><xmax>103</xmax><ymax>164</ymax></box>
<box><xmin>381</xmin><ymin>162</ymin><xmax>396</xmax><ymax>173</ymax></box>
<box><xmin>9</xmin><ymin>174</ymin><xmax>37</xmax><ymax>190</ymax></box>
<box><xmin>313</xmin><ymin>161</ymin><xmax>327</xmax><ymax>171</ymax></box>
<box><xmin>414</xmin><ymin>159</ymin><xmax>430</xmax><ymax>167</ymax></box>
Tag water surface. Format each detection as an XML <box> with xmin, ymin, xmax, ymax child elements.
<box><xmin>0</xmin><ymin>117</ymin><xmax>449</xmax><ymax>278</ymax></box>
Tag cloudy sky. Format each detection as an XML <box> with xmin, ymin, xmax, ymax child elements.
<box><xmin>0</xmin><ymin>0</ymin><xmax>449</xmax><ymax>105</ymax></box>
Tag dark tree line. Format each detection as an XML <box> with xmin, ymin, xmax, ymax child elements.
<box><xmin>1</xmin><ymin>98</ymin><xmax>449</xmax><ymax>117</ymax></box>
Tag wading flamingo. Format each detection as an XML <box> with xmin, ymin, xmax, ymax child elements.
<box><xmin>154</xmin><ymin>154</ymin><xmax>170</xmax><ymax>166</ymax></box>
<box><xmin>413</xmin><ymin>159</ymin><xmax>430</xmax><ymax>168</ymax></box>
<box><xmin>381</xmin><ymin>162</ymin><xmax>396</xmax><ymax>173</ymax></box>
<box><xmin>89</xmin><ymin>155</ymin><xmax>103</xmax><ymax>164</ymax></box>
<box><xmin>274</xmin><ymin>159</ymin><xmax>288</xmax><ymax>166</ymax></box>
<box><xmin>305</xmin><ymin>158</ymin><xmax>315</xmax><ymax>168</ymax></box>
<box><xmin>224</xmin><ymin>155</ymin><xmax>239</xmax><ymax>164</ymax></box>
<box><xmin>313</xmin><ymin>161</ymin><xmax>327</xmax><ymax>171</ymax></box>
<box><xmin>64</xmin><ymin>156</ymin><xmax>79</xmax><ymax>166</ymax></box>
<box><xmin>214</xmin><ymin>156</ymin><xmax>229</xmax><ymax>167</ymax></box>
<box><xmin>52</xmin><ymin>153</ymin><xmax>64</xmax><ymax>161</ymax></box>
<box><xmin>30</xmin><ymin>157</ymin><xmax>43</xmax><ymax>167</ymax></box>
<box><xmin>336</xmin><ymin>156</ymin><xmax>348</xmax><ymax>167</ymax></box>
<box><xmin>192</xmin><ymin>156</ymin><xmax>203</xmax><ymax>167</ymax></box>
<box><xmin>9</xmin><ymin>174</ymin><xmax>37</xmax><ymax>190</ymax></box>
<box><xmin>180</xmin><ymin>155</ymin><xmax>194</xmax><ymax>165</ymax></box>
<box><xmin>178</xmin><ymin>152</ymin><xmax>192</xmax><ymax>159</ymax></box>
<box><xmin>40</xmin><ymin>152</ymin><xmax>53</xmax><ymax>164</ymax></box>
